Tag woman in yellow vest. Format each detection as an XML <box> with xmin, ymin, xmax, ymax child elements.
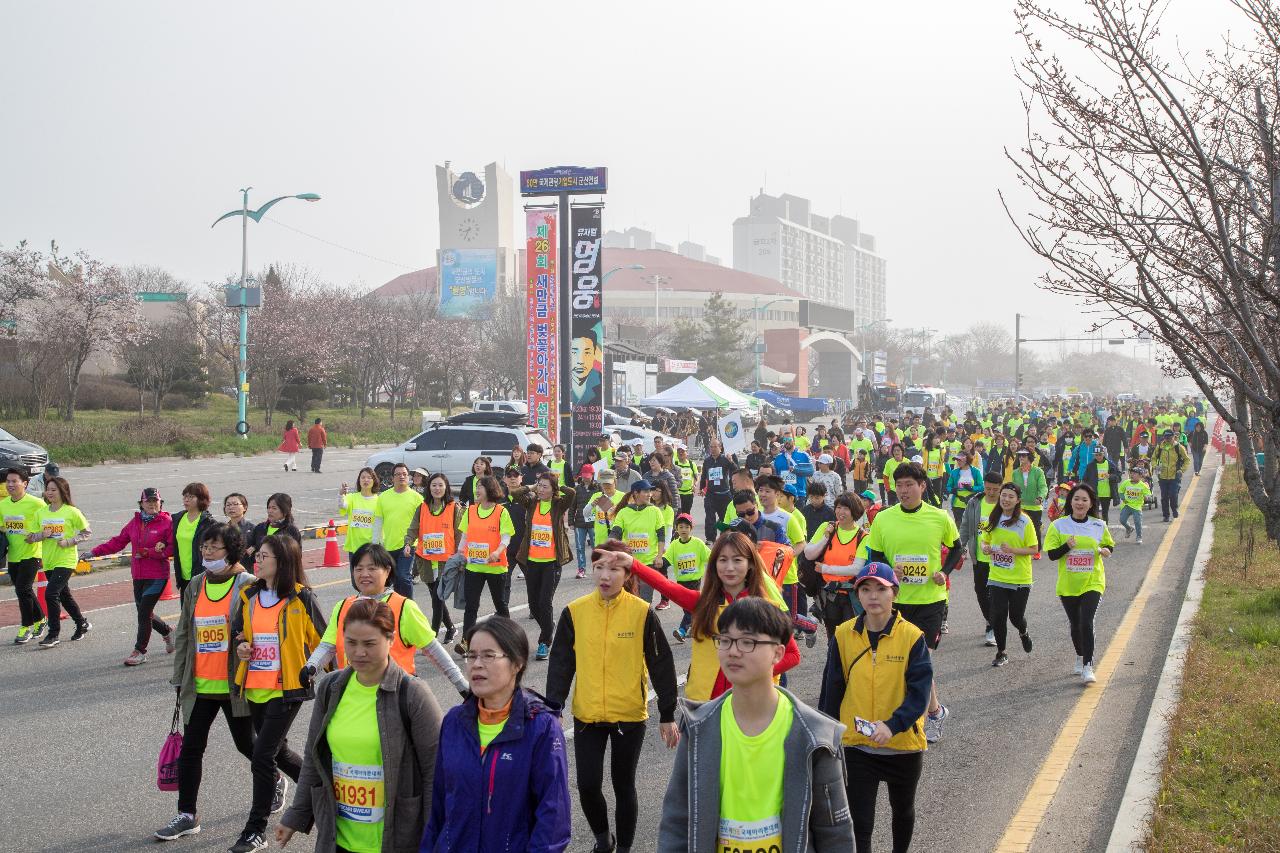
<box><xmin>454</xmin><ymin>474</ymin><xmax>515</xmax><ymax>652</ymax></box>
<box><xmin>155</xmin><ymin>523</ymin><xmax>257</xmax><ymax>843</ymax></box>
<box><xmin>818</xmin><ymin>562</ymin><xmax>932</xmax><ymax>853</ymax></box>
<box><xmin>546</xmin><ymin>541</ymin><xmax>679</xmax><ymax>853</ymax></box>
<box><xmin>598</xmin><ymin>531</ymin><xmax>801</xmax><ymax>701</ymax></box>
<box><xmin>229</xmin><ymin>535</ymin><xmax>326</xmax><ymax>853</ymax></box>
<box><xmin>303</xmin><ymin>542</ymin><xmax>468</xmax><ymax>696</ymax></box>
<box><xmin>404</xmin><ymin>473</ymin><xmax>460</xmax><ymax>643</ymax></box>
<box><xmin>804</xmin><ymin>493</ymin><xmax>871</xmax><ymax>639</ymax></box>
<box><xmin>507</xmin><ymin>471</ymin><xmax>577</xmax><ymax>662</ymax></box>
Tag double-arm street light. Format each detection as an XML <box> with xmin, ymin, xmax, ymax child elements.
<box><xmin>212</xmin><ymin>188</ymin><xmax>321</xmax><ymax>438</ymax></box>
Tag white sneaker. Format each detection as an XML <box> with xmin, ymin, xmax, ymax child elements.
<box><xmin>924</xmin><ymin>704</ymin><xmax>949</xmax><ymax>744</ymax></box>
<box><xmin>1081</xmin><ymin>664</ymin><xmax>1097</xmax><ymax>684</ymax></box>
<box><xmin>1073</xmin><ymin>656</ymin><xmax>1084</xmax><ymax>675</ymax></box>
<box><xmin>984</xmin><ymin>628</ymin><xmax>996</xmax><ymax>647</ymax></box>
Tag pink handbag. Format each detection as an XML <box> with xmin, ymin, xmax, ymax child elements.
<box><xmin>157</xmin><ymin>698</ymin><xmax>183</xmax><ymax>791</ymax></box>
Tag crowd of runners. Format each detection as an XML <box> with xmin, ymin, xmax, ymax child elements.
<box><xmin>0</xmin><ymin>393</ymin><xmax>1209</xmax><ymax>852</ymax></box>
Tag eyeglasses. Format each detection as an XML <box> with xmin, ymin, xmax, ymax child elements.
<box><xmin>712</xmin><ymin>635</ymin><xmax>782</xmax><ymax>653</ymax></box>
<box><xmin>462</xmin><ymin>651</ymin><xmax>509</xmax><ymax>665</ymax></box>
<box><xmin>199</xmin><ymin>541</ymin><xmax>227</xmax><ymax>552</ymax></box>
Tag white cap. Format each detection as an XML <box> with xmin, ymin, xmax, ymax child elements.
<box><xmin>911</xmin><ymin>455</ymin><xmax>924</xmax><ymax>464</ymax></box>
<box><xmin>818</xmin><ymin>453</ymin><xmax>834</xmax><ymax>465</ymax></box>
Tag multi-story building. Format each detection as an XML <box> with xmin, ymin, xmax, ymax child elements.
<box><xmin>732</xmin><ymin>191</ymin><xmax>887</xmax><ymax>324</ymax></box>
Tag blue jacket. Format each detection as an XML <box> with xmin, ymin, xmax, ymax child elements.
<box><xmin>420</xmin><ymin>688</ymin><xmax>571</xmax><ymax>853</ymax></box>
<box><xmin>1068</xmin><ymin>440</ymin><xmax>1098</xmax><ymax>481</ymax></box>
<box><xmin>773</xmin><ymin>450</ymin><xmax>815</xmax><ymax>494</ymax></box>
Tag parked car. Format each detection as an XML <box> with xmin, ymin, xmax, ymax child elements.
<box><xmin>604</xmin><ymin>424</ymin><xmax>681</xmax><ymax>455</ymax></box>
<box><xmin>364</xmin><ymin>411</ymin><xmax>551</xmax><ymax>489</ymax></box>
<box><xmin>473</xmin><ymin>400</ymin><xmax>528</xmax><ymax>416</ymax></box>
<box><xmin>0</xmin><ymin>426</ymin><xmax>49</xmax><ymax>478</ymax></box>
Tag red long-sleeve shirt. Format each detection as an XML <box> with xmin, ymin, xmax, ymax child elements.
<box><xmin>628</xmin><ymin>558</ymin><xmax>801</xmax><ymax>699</ymax></box>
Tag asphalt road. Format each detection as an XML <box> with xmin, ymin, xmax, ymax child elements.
<box><xmin>0</xmin><ymin>445</ymin><xmax>1217</xmax><ymax>852</ymax></box>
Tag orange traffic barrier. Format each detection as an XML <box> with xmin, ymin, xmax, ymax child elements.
<box><xmin>35</xmin><ymin>570</ymin><xmax>68</xmax><ymax>620</ymax></box>
<box><xmin>160</xmin><ymin>576</ymin><xmax>180</xmax><ymax>601</ymax></box>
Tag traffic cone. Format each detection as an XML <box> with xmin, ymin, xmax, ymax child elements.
<box><xmin>160</xmin><ymin>576</ymin><xmax>180</xmax><ymax>601</ymax></box>
<box><xmin>323</xmin><ymin>519</ymin><xmax>343</xmax><ymax>568</ymax></box>
<box><xmin>35</xmin><ymin>570</ymin><xmax>68</xmax><ymax>620</ymax></box>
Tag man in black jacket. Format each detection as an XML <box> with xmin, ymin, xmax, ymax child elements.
<box><xmin>520</xmin><ymin>444</ymin><xmax>551</xmax><ymax>485</ymax></box>
<box><xmin>699</xmin><ymin>439</ymin><xmax>736</xmax><ymax>540</ymax></box>
<box><xmin>1102</xmin><ymin>417</ymin><xmax>1129</xmax><ymax>475</ymax></box>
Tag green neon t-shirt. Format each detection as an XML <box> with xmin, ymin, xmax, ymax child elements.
<box><xmin>663</xmin><ymin>535</ymin><xmax>711</xmax><ymax>582</ymax></box>
<box><xmin>176</xmin><ymin>512</ymin><xmax>200</xmax><ymax>580</ymax></box>
<box><xmin>36</xmin><ymin>504</ymin><xmax>88</xmax><ymax>571</ymax></box>
<box><xmin>1045</xmin><ymin>515</ymin><xmax>1113</xmax><ymax>597</ymax></box>
<box><xmin>1</xmin><ymin>493</ymin><xmax>46</xmax><ymax>562</ymax></box>
<box><xmin>342</xmin><ymin>493</ymin><xmax>379</xmax><ymax>554</ymax></box>
<box><xmin>612</xmin><ymin>504</ymin><xmax>664</xmax><ymax>564</ymax></box>
<box><xmin>864</xmin><ymin>502</ymin><xmax>958</xmax><ymax>605</ymax></box>
<box><xmin>981</xmin><ymin>513</ymin><xmax>1039</xmax><ymax>587</ymax></box>
<box><xmin>327</xmin><ymin>677</ymin><xmax>385</xmax><ymax>853</ymax></box>
<box><xmin>718</xmin><ymin>691</ymin><xmax>792</xmax><ymax>852</ymax></box>
<box><xmin>375</xmin><ymin>488</ymin><xmax>425</xmax><ymax>551</ymax></box>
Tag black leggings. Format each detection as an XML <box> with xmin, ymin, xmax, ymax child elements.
<box><xmin>524</xmin><ymin>559</ymin><xmax>562</xmax><ymax>646</ymax></box>
<box><xmin>846</xmin><ymin>747</ymin><xmax>923</xmax><ymax>853</ymax></box>
<box><xmin>988</xmin><ymin>585</ymin><xmax>1031</xmax><ymax>653</ymax></box>
<box><xmin>462</xmin><ymin>571</ymin><xmax>509</xmax><ymax>636</ymax></box>
<box><xmin>702</xmin><ymin>493</ymin><xmax>730</xmax><ymax>541</ymax></box>
<box><xmin>574</xmin><ymin>720</ymin><xmax>646</xmax><ymax>849</ymax></box>
<box><xmin>1060</xmin><ymin>591</ymin><xmax>1103</xmax><ymax>665</ymax></box>
<box><xmin>133</xmin><ymin>578</ymin><xmax>172</xmax><ymax>653</ymax></box>
<box><xmin>245</xmin><ymin>698</ymin><xmax>303</xmax><ymax>835</ymax></box>
<box><xmin>178</xmin><ymin>696</ymin><xmax>255</xmax><ymax>814</ymax></box>
<box><xmin>972</xmin><ymin>561</ymin><xmax>991</xmax><ymax>629</ymax></box>
<box><xmin>7</xmin><ymin>558</ymin><xmax>42</xmax><ymax>627</ymax></box>
<box><xmin>425</xmin><ymin>578</ymin><xmax>454</xmax><ymax>634</ymax></box>
<box><xmin>42</xmin><ymin>568</ymin><xmax>84</xmax><ymax>635</ymax></box>
<box><xmin>1024</xmin><ymin>509</ymin><xmax>1043</xmax><ymax>550</ymax></box>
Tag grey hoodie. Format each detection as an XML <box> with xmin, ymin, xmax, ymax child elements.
<box><xmin>657</xmin><ymin>687</ymin><xmax>854</xmax><ymax>853</ymax></box>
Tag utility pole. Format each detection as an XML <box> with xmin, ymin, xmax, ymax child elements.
<box><xmin>1014</xmin><ymin>312</ymin><xmax>1021</xmax><ymax>401</ymax></box>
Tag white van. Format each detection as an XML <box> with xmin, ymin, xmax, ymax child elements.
<box><xmin>901</xmin><ymin>386</ymin><xmax>947</xmax><ymax>416</ymax></box>
<box><xmin>473</xmin><ymin>400</ymin><xmax>529</xmax><ymax>416</ymax></box>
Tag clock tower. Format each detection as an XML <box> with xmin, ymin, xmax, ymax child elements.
<box><xmin>435</xmin><ymin>161</ymin><xmax>517</xmax><ymax>297</ymax></box>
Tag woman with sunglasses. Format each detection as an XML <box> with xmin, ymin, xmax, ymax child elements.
<box><xmin>594</xmin><ymin>531</ymin><xmax>800</xmax><ymax>702</ymax></box>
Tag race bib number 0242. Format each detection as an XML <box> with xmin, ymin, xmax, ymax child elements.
<box><xmin>895</xmin><ymin>554</ymin><xmax>929</xmax><ymax>584</ymax></box>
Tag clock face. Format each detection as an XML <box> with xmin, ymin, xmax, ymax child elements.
<box><xmin>458</xmin><ymin>218</ymin><xmax>479</xmax><ymax>242</ymax></box>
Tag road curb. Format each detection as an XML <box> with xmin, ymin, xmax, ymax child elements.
<box><xmin>1104</xmin><ymin>464</ymin><xmax>1223</xmax><ymax>852</ymax></box>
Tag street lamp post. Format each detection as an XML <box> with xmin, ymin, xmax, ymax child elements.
<box><xmin>212</xmin><ymin>188</ymin><xmax>320</xmax><ymax>438</ymax></box>
<box><xmin>907</xmin><ymin>327</ymin><xmax>936</xmax><ymax>385</ymax></box>
<box><xmin>750</xmin><ymin>297</ymin><xmax>791</xmax><ymax>390</ymax></box>
<box><xmin>642</xmin><ymin>273</ymin><xmax>670</xmax><ymax>327</ymax></box>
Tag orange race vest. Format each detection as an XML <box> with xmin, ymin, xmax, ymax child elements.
<box><xmin>243</xmin><ymin>597</ymin><xmax>285</xmax><ymax>691</ymax></box>
<box><xmin>757</xmin><ymin>540</ymin><xmax>793</xmax><ymax>588</ymax></box>
<box><xmin>192</xmin><ymin>579</ymin><xmax>235</xmax><ymax>683</ymax></box>
<box><xmin>334</xmin><ymin>593</ymin><xmax>415</xmax><ymax>674</ymax></box>
<box><xmin>527</xmin><ymin>502</ymin><xmax>556</xmax><ymax>562</ymax></box>
<box><xmin>464</xmin><ymin>504</ymin><xmax>505</xmax><ymax>567</ymax></box>
<box><xmin>821</xmin><ymin>525</ymin><xmax>865</xmax><ymax>584</ymax></box>
<box><xmin>416</xmin><ymin>502</ymin><xmax>457</xmax><ymax>560</ymax></box>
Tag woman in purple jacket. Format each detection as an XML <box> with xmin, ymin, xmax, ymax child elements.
<box><xmin>420</xmin><ymin>615</ymin><xmax>570</xmax><ymax>853</ymax></box>
<box><xmin>90</xmin><ymin>487</ymin><xmax>175</xmax><ymax>666</ymax></box>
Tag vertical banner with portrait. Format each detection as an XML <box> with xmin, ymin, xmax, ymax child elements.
<box><xmin>569</xmin><ymin>204</ymin><xmax>604</xmax><ymax>469</ymax></box>
<box><xmin>526</xmin><ymin>207</ymin><xmax>559</xmax><ymax>441</ymax></box>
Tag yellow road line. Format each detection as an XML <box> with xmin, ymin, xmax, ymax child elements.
<box><xmin>994</xmin><ymin>475</ymin><xmax>1201</xmax><ymax>852</ymax></box>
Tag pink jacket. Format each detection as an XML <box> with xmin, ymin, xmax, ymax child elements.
<box><xmin>91</xmin><ymin>511</ymin><xmax>174</xmax><ymax>580</ymax></box>
<box><xmin>278</xmin><ymin>427</ymin><xmax>301</xmax><ymax>453</ymax></box>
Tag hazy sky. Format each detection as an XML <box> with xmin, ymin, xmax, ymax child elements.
<box><xmin>1</xmin><ymin>0</ymin><xmax>1231</xmax><ymax>352</ymax></box>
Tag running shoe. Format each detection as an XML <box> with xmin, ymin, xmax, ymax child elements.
<box><xmin>535</xmin><ymin>642</ymin><xmax>549</xmax><ymax>661</ymax></box>
<box><xmin>671</xmin><ymin>627</ymin><xmax>687</xmax><ymax>643</ymax></box>
<box><xmin>442</xmin><ymin>626</ymin><xmax>456</xmax><ymax>645</ymax></box>
<box><xmin>1082</xmin><ymin>664</ymin><xmax>1097</xmax><ymax>684</ymax></box>
<box><xmin>984</xmin><ymin>628</ymin><xmax>996</xmax><ymax>647</ymax></box>
<box><xmin>454</xmin><ymin>640</ymin><xmax>468</xmax><ymax>656</ymax></box>
<box><xmin>941</xmin><ymin>620</ymin><xmax>949</xmax><ymax>635</ymax></box>
<box><xmin>271</xmin><ymin>773</ymin><xmax>288</xmax><ymax>814</ymax></box>
<box><xmin>655</xmin><ymin>598</ymin><xmax>671</xmax><ymax>611</ymax></box>
<box><xmin>164</xmin><ymin>631</ymin><xmax>176</xmax><ymax>654</ymax></box>
<box><xmin>71</xmin><ymin>620</ymin><xmax>92</xmax><ymax>641</ymax></box>
<box><xmin>229</xmin><ymin>831</ymin><xmax>267</xmax><ymax>852</ymax></box>
<box><xmin>1073</xmin><ymin>656</ymin><xmax>1084</xmax><ymax>675</ymax></box>
<box><xmin>38</xmin><ymin>634</ymin><xmax>60</xmax><ymax>648</ymax></box>
<box><xmin>30</xmin><ymin>618</ymin><xmax>46</xmax><ymax>637</ymax></box>
<box><xmin>124</xmin><ymin>649</ymin><xmax>147</xmax><ymax>666</ymax></box>
<box><xmin>805</xmin><ymin>631</ymin><xmax>817</xmax><ymax>648</ymax></box>
<box><xmin>993</xmin><ymin>651</ymin><xmax>1009</xmax><ymax>668</ymax></box>
<box><xmin>13</xmin><ymin>625</ymin><xmax>32</xmax><ymax>645</ymax></box>
<box><xmin>1124</xmin><ymin>525</ymin><xmax>1132</xmax><ymax>539</ymax></box>
<box><xmin>1021</xmin><ymin>633</ymin><xmax>1033</xmax><ymax>654</ymax></box>
<box><xmin>1136</xmin><ymin>536</ymin><xmax>1144</xmax><ymax>545</ymax></box>
<box><xmin>592</xmin><ymin>834</ymin><xmax>617</xmax><ymax>853</ymax></box>
<box><xmin>924</xmin><ymin>704</ymin><xmax>950</xmax><ymax>743</ymax></box>
<box><xmin>155</xmin><ymin>813</ymin><xmax>201</xmax><ymax>840</ymax></box>
<box><xmin>576</xmin><ymin>569</ymin><xmax>587</xmax><ymax>579</ymax></box>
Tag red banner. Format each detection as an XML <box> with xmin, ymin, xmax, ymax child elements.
<box><xmin>1210</xmin><ymin>416</ymin><xmax>1237</xmax><ymax>458</ymax></box>
<box><xmin>526</xmin><ymin>208</ymin><xmax>558</xmax><ymax>442</ymax></box>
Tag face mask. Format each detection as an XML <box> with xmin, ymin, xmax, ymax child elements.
<box><xmin>203</xmin><ymin>558</ymin><xmax>227</xmax><ymax>572</ymax></box>
<box><xmin>140</xmin><ymin>511</ymin><xmax>156</xmax><ymax>523</ymax></box>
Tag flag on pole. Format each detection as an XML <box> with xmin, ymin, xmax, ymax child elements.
<box><xmin>718</xmin><ymin>411</ymin><xmax>747</xmax><ymax>455</ymax></box>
